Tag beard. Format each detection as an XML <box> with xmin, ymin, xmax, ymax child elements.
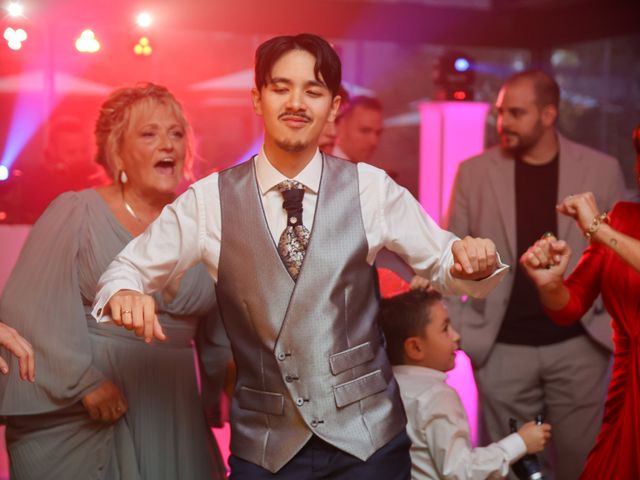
<box><xmin>500</xmin><ymin>121</ymin><xmax>544</xmax><ymax>156</ymax></box>
<box><xmin>275</xmin><ymin>138</ymin><xmax>309</xmax><ymax>153</ymax></box>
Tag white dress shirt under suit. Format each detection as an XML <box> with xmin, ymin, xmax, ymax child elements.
<box><xmin>93</xmin><ymin>148</ymin><xmax>506</xmax><ymax>318</ymax></box>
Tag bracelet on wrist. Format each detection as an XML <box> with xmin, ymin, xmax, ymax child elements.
<box><xmin>584</xmin><ymin>212</ymin><xmax>609</xmax><ymax>240</ymax></box>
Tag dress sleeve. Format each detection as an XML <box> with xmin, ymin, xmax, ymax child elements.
<box><xmin>421</xmin><ymin>388</ymin><xmax>526</xmax><ymax>479</ymax></box>
<box><xmin>0</xmin><ymin>192</ymin><xmax>106</xmax><ymax>415</ymax></box>
<box><xmin>545</xmin><ymin>239</ymin><xmax>607</xmax><ymax>326</ymax></box>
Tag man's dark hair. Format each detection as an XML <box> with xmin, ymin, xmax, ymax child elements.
<box><xmin>377</xmin><ymin>290</ymin><xmax>443</xmax><ymax>366</ymax></box>
<box><xmin>254</xmin><ymin>33</ymin><xmax>342</xmax><ymax>97</ymax></box>
<box><xmin>339</xmin><ymin>95</ymin><xmax>383</xmax><ymax>123</ymax></box>
<box><xmin>504</xmin><ymin>69</ymin><xmax>560</xmax><ymax>110</ymax></box>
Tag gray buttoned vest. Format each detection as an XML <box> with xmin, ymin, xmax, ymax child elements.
<box><xmin>216</xmin><ymin>155</ymin><xmax>406</xmax><ymax>473</ymax></box>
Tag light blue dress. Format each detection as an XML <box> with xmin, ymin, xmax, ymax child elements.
<box><xmin>0</xmin><ymin>190</ymin><xmax>229</xmax><ymax>479</ymax></box>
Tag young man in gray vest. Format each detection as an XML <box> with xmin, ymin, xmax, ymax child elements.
<box><xmin>93</xmin><ymin>33</ymin><xmax>508</xmax><ymax>479</ymax></box>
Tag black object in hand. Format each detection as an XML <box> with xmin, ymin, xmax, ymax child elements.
<box><xmin>509</xmin><ymin>416</ymin><xmax>545</xmax><ymax>480</ymax></box>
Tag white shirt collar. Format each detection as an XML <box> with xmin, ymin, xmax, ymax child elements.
<box><xmin>255</xmin><ymin>146</ymin><xmax>323</xmax><ymax>195</ymax></box>
<box><xmin>392</xmin><ymin>364</ymin><xmax>448</xmax><ymax>382</ymax></box>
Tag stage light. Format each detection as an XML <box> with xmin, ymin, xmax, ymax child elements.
<box><xmin>433</xmin><ymin>51</ymin><xmax>475</xmax><ymax>101</ymax></box>
<box><xmin>6</xmin><ymin>1</ymin><xmax>24</xmax><ymax>17</ymax></box>
<box><xmin>0</xmin><ymin>165</ymin><xmax>9</xmax><ymax>181</ymax></box>
<box><xmin>4</xmin><ymin>27</ymin><xmax>26</xmax><ymax>50</ymax></box>
<box><xmin>136</xmin><ymin>12</ymin><xmax>152</xmax><ymax>28</ymax></box>
<box><xmin>0</xmin><ymin>211</ymin><xmax>7</xmax><ymax>221</ymax></box>
<box><xmin>134</xmin><ymin>36</ymin><xmax>152</xmax><ymax>56</ymax></box>
<box><xmin>453</xmin><ymin>90</ymin><xmax>467</xmax><ymax>101</ymax></box>
<box><xmin>454</xmin><ymin>57</ymin><xmax>470</xmax><ymax>72</ymax></box>
<box><xmin>75</xmin><ymin>29</ymin><xmax>100</xmax><ymax>53</ymax></box>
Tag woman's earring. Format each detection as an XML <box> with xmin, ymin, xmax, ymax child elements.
<box><xmin>119</xmin><ymin>170</ymin><xmax>128</xmax><ymax>184</ymax></box>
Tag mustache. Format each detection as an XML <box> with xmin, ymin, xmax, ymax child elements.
<box><xmin>500</xmin><ymin>129</ymin><xmax>520</xmax><ymax>137</ymax></box>
<box><xmin>279</xmin><ymin>112</ymin><xmax>311</xmax><ymax>122</ymax></box>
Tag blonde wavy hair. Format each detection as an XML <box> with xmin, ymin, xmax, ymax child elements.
<box><xmin>94</xmin><ymin>83</ymin><xmax>194</xmax><ymax>181</ymax></box>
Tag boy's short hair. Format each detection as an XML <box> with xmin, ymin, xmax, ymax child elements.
<box><xmin>377</xmin><ymin>290</ymin><xmax>443</xmax><ymax>365</ymax></box>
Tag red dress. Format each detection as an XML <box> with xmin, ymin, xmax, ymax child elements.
<box><xmin>546</xmin><ymin>202</ymin><xmax>640</xmax><ymax>479</ymax></box>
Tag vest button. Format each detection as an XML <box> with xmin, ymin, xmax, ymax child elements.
<box><xmin>285</xmin><ymin>375</ymin><xmax>294</xmax><ymax>383</ymax></box>
<box><xmin>295</xmin><ymin>397</ymin><xmax>304</xmax><ymax>406</ymax></box>
<box><xmin>277</xmin><ymin>352</ymin><xmax>286</xmax><ymax>361</ymax></box>
<box><xmin>310</xmin><ymin>420</ymin><xmax>318</xmax><ymax>427</ymax></box>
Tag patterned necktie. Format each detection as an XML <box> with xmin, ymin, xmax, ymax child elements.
<box><xmin>276</xmin><ymin>180</ymin><xmax>310</xmax><ymax>280</ymax></box>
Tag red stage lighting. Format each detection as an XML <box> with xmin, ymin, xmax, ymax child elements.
<box><xmin>453</xmin><ymin>90</ymin><xmax>467</xmax><ymax>101</ymax></box>
<box><xmin>75</xmin><ymin>29</ymin><xmax>100</xmax><ymax>53</ymax></box>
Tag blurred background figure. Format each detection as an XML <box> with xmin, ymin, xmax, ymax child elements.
<box><xmin>319</xmin><ymin>84</ymin><xmax>350</xmax><ymax>155</ymax></box>
<box><xmin>333</xmin><ymin>95</ymin><xmax>384</xmax><ymax>163</ymax></box>
<box><xmin>3</xmin><ymin>117</ymin><xmax>108</xmax><ymax>224</ymax></box>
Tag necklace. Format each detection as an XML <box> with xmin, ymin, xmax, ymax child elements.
<box><xmin>121</xmin><ymin>189</ymin><xmax>145</xmax><ymax>224</ymax></box>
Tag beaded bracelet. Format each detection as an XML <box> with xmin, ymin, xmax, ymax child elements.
<box><xmin>584</xmin><ymin>212</ymin><xmax>609</xmax><ymax>240</ymax></box>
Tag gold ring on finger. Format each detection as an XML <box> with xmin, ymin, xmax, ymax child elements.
<box><xmin>121</xmin><ymin>309</ymin><xmax>132</xmax><ymax>314</ymax></box>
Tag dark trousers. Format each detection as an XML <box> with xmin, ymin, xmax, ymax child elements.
<box><xmin>229</xmin><ymin>430</ymin><xmax>412</xmax><ymax>479</ymax></box>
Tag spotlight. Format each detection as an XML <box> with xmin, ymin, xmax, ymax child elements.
<box><xmin>6</xmin><ymin>1</ymin><xmax>24</xmax><ymax>17</ymax></box>
<box><xmin>454</xmin><ymin>57</ymin><xmax>470</xmax><ymax>73</ymax></box>
<box><xmin>0</xmin><ymin>165</ymin><xmax>9</xmax><ymax>181</ymax></box>
<box><xmin>4</xmin><ymin>27</ymin><xmax>27</xmax><ymax>50</ymax></box>
<box><xmin>433</xmin><ymin>51</ymin><xmax>475</xmax><ymax>101</ymax></box>
<box><xmin>75</xmin><ymin>29</ymin><xmax>100</xmax><ymax>53</ymax></box>
<box><xmin>136</xmin><ymin>12</ymin><xmax>152</xmax><ymax>28</ymax></box>
<box><xmin>133</xmin><ymin>36</ymin><xmax>152</xmax><ymax>56</ymax></box>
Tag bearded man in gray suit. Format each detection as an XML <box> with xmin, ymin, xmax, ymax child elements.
<box><xmin>447</xmin><ymin>70</ymin><xmax>625</xmax><ymax>480</ymax></box>
<box><xmin>92</xmin><ymin>34</ymin><xmax>510</xmax><ymax>479</ymax></box>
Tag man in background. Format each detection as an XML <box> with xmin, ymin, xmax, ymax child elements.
<box><xmin>333</xmin><ymin>95</ymin><xmax>383</xmax><ymax>164</ymax></box>
<box><xmin>446</xmin><ymin>69</ymin><xmax>625</xmax><ymax>480</ymax></box>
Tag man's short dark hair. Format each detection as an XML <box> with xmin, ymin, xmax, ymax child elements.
<box><xmin>504</xmin><ymin>69</ymin><xmax>560</xmax><ymax>110</ymax></box>
<box><xmin>339</xmin><ymin>95</ymin><xmax>382</xmax><ymax>121</ymax></box>
<box><xmin>377</xmin><ymin>290</ymin><xmax>443</xmax><ymax>366</ymax></box>
<box><xmin>254</xmin><ymin>33</ymin><xmax>342</xmax><ymax>98</ymax></box>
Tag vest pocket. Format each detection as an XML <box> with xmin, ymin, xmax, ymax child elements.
<box><xmin>237</xmin><ymin>386</ymin><xmax>285</xmax><ymax>415</ymax></box>
<box><xmin>333</xmin><ymin>369</ymin><xmax>388</xmax><ymax>408</ymax></box>
<box><xmin>329</xmin><ymin>341</ymin><xmax>375</xmax><ymax>375</ymax></box>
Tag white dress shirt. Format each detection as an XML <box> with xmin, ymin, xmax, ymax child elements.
<box><xmin>393</xmin><ymin>365</ymin><xmax>527</xmax><ymax>480</ymax></box>
<box><xmin>92</xmin><ymin>147</ymin><xmax>507</xmax><ymax>320</ymax></box>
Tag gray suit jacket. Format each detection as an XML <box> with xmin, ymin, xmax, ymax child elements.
<box><xmin>446</xmin><ymin>134</ymin><xmax>625</xmax><ymax>367</ymax></box>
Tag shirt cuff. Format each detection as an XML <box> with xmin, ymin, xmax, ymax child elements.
<box><xmin>445</xmin><ymin>255</ymin><xmax>510</xmax><ymax>299</ymax></box>
<box><xmin>497</xmin><ymin>432</ymin><xmax>527</xmax><ymax>464</ymax></box>
<box><xmin>91</xmin><ymin>281</ymin><xmax>143</xmax><ymax>323</ymax></box>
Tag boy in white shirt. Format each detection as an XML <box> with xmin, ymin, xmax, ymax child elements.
<box><xmin>379</xmin><ymin>290</ymin><xmax>552</xmax><ymax>479</ymax></box>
